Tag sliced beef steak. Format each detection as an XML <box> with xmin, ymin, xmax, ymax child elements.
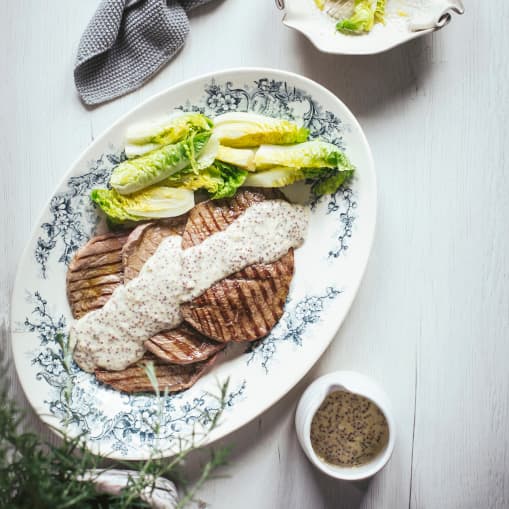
<box><xmin>67</xmin><ymin>232</ymin><xmax>130</xmax><ymax>319</ymax></box>
<box><xmin>181</xmin><ymin>188</ymin><xmax>294</xmax><ymax>343</ymax></box>
<box><xmin>95</xmin><ymin>353</ymin><xmax>217</xmax><ymax>393</ymax></box>
<box><xmin>144</xmin><ymin>324</ymin><xmax>224</xmax><ymax>365</ymax></box>
<box><xmin>181</xmin><ymin>188</ymin><xmax>283</xmax><ymax>247</ymax></box>
<box><xmin>122</xmin><ymin>218</ymin><xmax>187</xmax><ymax>283</ymax></box>
<box><xmin>123</xmin><ymin>220</ymin><xmax>224</xmax><ymax>364</ymax></box>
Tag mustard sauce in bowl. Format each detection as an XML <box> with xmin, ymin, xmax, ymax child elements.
<box><xmin>295</xmin><ymin>371</ymin><xmax>396</xmax><ymax>480</ymax></box>
<box><xmin>310</xmin><ymin>390</ymin><xmax>389</xmax><ymax>467</ymax></box>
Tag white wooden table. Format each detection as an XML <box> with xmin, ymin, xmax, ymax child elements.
<box><xmin>2</xmin><ymin>1</ymin><xmax>508</xmax><ymax>508</ymax></box>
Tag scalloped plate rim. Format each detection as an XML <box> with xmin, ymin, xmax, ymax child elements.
<box><xmin>279</xmin><ymin>0</ymin><xmax>461</xmax><ymax>56</ymax></box>
<box><xmin>282</xmin><ymin>14</ymin><xmax>435</xmax><ymax>56</ymax></box>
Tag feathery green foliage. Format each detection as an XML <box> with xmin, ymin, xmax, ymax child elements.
<box><xmin>0</xmin><ymin>338</ymin><xmax>231</xmax><ymax>508</ymax></box>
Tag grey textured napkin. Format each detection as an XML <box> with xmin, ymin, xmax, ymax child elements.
<box><xmin>74</xmin><ymin>0</ymin><xmax>215</xmax><ymax>105</ymax></box>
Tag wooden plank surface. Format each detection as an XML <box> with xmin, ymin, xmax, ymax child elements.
<box><xmin>1</xmin><ymin>1</ymin><xmax>508</xmax><ymax>507</ymax></box>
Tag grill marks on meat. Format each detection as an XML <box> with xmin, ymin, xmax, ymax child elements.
<box><xmin>95</xmin><ymin>353</ymin><xmax>217</xmax><ymax>394</ymax></box>
<box><xmin>144</xmin><ymin>324</ymin><xmax>224</xmax><ymax>365</ymax></box>
<box><xmin>67</xmin><ymin>232</ymin><xmax>130</xmax><ymax>319</ymax></box>
<box><xmin>181</xmin><ymin>188</ymin><xmax>283</xmax><ymax>248</ymax></box>
<box><xmin>122</xmin><ymin>219</ymin><xmax>187</xmax><ymax>283</ymax></box>
<box><xmin>122</xmin><ymin>220</ymin><xmax>225</xmax><ymax>365</ymax></box>
<box><xmin>182</xmin><ymin>252</ymin><xmax>294</xmax><ymax>342</ymax></box>
<box><xmin>68</xmin><ymin>189</ymin><xmax>296</xmax><ymax>392</ymax></box>
<box><xmin>180</xmin><ymin>188</ymin><xmax>294</xmax><ymax>343</ymax></box>
<box><xmin>67</xmin><ymin>218</ymin><xmax>223</xmax><ymax>393</ymax></box>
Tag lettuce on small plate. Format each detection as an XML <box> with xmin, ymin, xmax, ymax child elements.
<box><xmin>277</xmin><ymin>0</ymin><xmax>464</xmax><ymax>55</ymax></box>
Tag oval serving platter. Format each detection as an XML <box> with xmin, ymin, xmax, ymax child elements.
<box><xmin>11</xmin><ymin>68</ymin><xmax>376</xmax><ymax>460</ymax></box>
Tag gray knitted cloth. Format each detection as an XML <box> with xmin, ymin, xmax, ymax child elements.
<box><xmin>74</xmin><ymin>0</ymin><xmax>215</xmax><ymax>105</ymax></box>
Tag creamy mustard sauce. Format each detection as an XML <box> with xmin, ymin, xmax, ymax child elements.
<box><xmin>310</xmin><ymin>391</ymin><xmax>389</xmax><ymax>467</ymax></box>
<box><xmin>70</xmin><ymin>200</ymin><xmax>309</xmax><ymax>372</ymax></box>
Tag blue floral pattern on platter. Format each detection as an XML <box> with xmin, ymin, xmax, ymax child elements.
<box><xmin>34</xmin><ymin>78</ymin><xmax>356</xmax><ymax>277</ymax></box>
<box><xmin>25</xmin><ymin>291</ymin><xmax>246</xmax><ymax>454</ymax></box>
<box><xmin>247</xmin><ymin>287</ymin><xmax>342</xmax><ymax>371</ymax></box>
<box><xmin>327</xmin><ymin>187</ymin><xmax>357</xmax><ymax>259</ymax></box>
<box><xmin>35</xmin><ymin>152</ymin><xmax>124</xmax><ymax>278</ymax></box>
<box><xmin>182</xmin><ymin>78</ymin><xmax>347</xmax><ymax>149</ymax></box>
<box><xmin>20</xmin><ymin>76</ymin><xmax>361</xmax><ymax>457</ymax></box>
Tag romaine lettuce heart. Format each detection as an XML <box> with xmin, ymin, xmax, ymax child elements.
<box><xmin>162</xmin><ymin>161</ymin><xmax>248</xmax><ymax>199</ymax></box>
<box><xmin>110</xmin><ymin>131</ymin><xmax>211</xmax><ymax>195</ymax></box>
<box><xmin>216</xmin><ymin>145</ymin><xmax>256</xmax><ymax>171</ymax></box>
<box><xmin>254</xmin><ymin>140</ymin><xmax>353</xmax><ymax>171</ymax></box>
<box><xmin>243</xmin><ymin>165</ymin><xmax>354</xmax><ymax>196</ymax></box>
<box><xmin>91</xmin><ymin>187</ymin><xmax>195</xmax><ymax>223</ymax></box>
<box><xmin>125</xmin><ymin>112</ymin><xmax>213</xmax><ymax>158</ymax></box>
<box><xmin>243</xmin><ymin>167</ymin><xmax>305</xmax><ymax>188</ymax></box>
<box><xmin>213</xmin><ymin>112</ymin><xmax>309</xmax><ymax>148</ymax></box>
<box><xmin>196</xmin><ymin>134</ymin><xmax>220</xmax><ymax>170</ymax></box>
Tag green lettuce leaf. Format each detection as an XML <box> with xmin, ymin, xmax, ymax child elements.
<box><xmin>216</xmin><ymin>145</ymin><xmax>256</xmax><ymax>170</ymax></box>
<box><xmin>254</xmin><ymin>140</ymin><xmax>353</xmax><ymax>171</ymax></box>
<box><xmin>110</xmin><ymin>131</ymin><xmax>211</xmax><ymax>195</ymax></box>
<box><xmin>163</xmin><ymin>161</ymin><xmax>248</xmax><ymax>199</ymax></box>
<box><xmin>242</xmin><ymin>165</ymin><xmax>354</xmax><ymax>195</ymax></box>
<box><xmin>304</xmin><ymin>168</ymin><xmax>355</xmax><ymax>195</ymax></box>
<box><xmin>336</xmin><ymin>0</ymin><xmax>376</xmax><ymax>34</ymax></box>
<box><xmin>243</xmin><ymin>167</ymin><xmax>305</xmax><ymax>188</ymax></box>
<box><xmin>196</xmin><ymin>134</ymin><xmax>220</xmax><ymax>170</ymax></box>
<box><xmin>374</xmin><ymin>0</ymin><xmax>386</xmax><ymax>23</ymax></box>
<box><xmin>91</xmin><ymin>186</ymin><xmax>195</xmax><ymax>224</ymax></box>
<box><xmin>213</xmin><ymin>112</ymin><xmax>309</xmax><ymax>147</ymax></box>
<box><xmin>125</xmin><ymin>112</ymin><xmax>212</xmax><ymax>158</ymax></box>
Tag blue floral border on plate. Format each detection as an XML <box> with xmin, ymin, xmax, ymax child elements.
<box><xmin>24</xmin><ymin>77</ymin><xmax>358</xmax><ymax>455</ymax></box>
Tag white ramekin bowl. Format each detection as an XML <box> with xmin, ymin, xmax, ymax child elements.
<box><xmin>295</xmin><ymin>371</ymin><xmax>396</xmax><ymax>480</ymax></box>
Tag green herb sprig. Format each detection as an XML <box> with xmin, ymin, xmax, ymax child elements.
<box><xmin>0</xmin><ymin>337</ymin><xmax>231</xmax><ymax>508</ymax></box>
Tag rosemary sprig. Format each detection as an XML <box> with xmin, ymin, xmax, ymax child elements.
<box><xmin>0</xmin><ymin>337</ymin><xmax>231</xmax><ymax>508</ymax></box>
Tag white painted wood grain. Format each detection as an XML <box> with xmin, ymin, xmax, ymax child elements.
<box><xmin>1</xmin><ymin>0</ymin><xmax>508</xmax><ymax>507</ymax></box>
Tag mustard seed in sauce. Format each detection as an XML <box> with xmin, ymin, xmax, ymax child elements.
<box><xmin>310</xmin><ymin>391</ymin><xmax>389</xmax><ymax>467</ymax></box>
<box><xmin>70</xmin><ymin>200</ymin><xmax>309</xmax><ymax>373</ymax></box>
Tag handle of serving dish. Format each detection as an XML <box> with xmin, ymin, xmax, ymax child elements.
<box><xmin>436</xmin><ymin>0</ymin><xmax>465</xmax><ymax>28</ymax></box>
<box><xmin>275</xmin><ymin>0</ymin><xmax>285</xmax><ymax>10</ymax></box>
<box><xmin>410</xmin><ymin>0</ymin><xmax>465</xmax><ymax>31</ymax></box>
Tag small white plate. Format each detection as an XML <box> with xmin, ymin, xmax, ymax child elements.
<box><xmin>277</xmin><ymin>0</ymin><xmax>464</xmax><ymax>55</ymax></box>
<box><xmin>11</xmin><ymin>68</ymin><xmax>376</xmax><ymax>460</ymax></box>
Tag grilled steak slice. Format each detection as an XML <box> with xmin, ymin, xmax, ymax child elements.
<box><xmin>95</xmin><ymin>353</ymin><xmax>217</xmax><ymax>393</ymax></box>
<box><xmin>123</xmin><ymin>220</ymin><xmax>224</xmax><ymax>364</ymax></box>
<box><xmin>181</xmin><ymin>188</ymin><xmax>294</xmax><ymax>343</ymax></box>
<box><xmin>67</xmin><ymin>232</ymin><xmax>130</xmax><ymax>319</ymax></box>
<box><xmin>144</xmin><ymin>324</ymin><xmax>224</xmax><ymax>364</ymax></box>
<box><xmin>122</xmin><ymin>219</ymin><xmax>187</xmax><ymax>283</ymax></box>
<box><xmin>181</xmin><ymin>188</ymin><xmax>283</xmax><ymax>247</ymax></box>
